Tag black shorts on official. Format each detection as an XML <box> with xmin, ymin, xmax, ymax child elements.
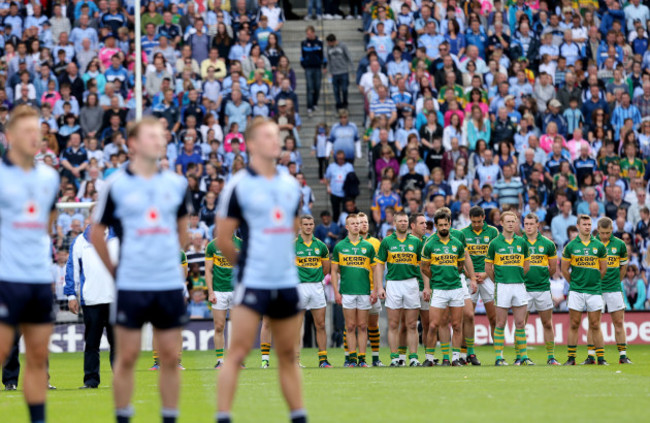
<box><xmin>112</xmin><ymin>289</ymin><xmax>188</xmax><ymax>330</ymax></box>
<box><xmin>233</xmin><ymin>285</ymin><xmax>301</xmax><ymax>319</ymax></box>
<box><xmin>0</xmin><ymin>281</ymin><xmax>55</xmax><ymax>326</ymax></box>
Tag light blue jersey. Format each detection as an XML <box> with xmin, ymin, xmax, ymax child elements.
<box><xmin>93</xmin><ymin>168</ymin><xmax>191</xmax><ymax>291</ymax></box>
<box><xmin>0</xmin><ymin>157</ymin><xmax>59</xmax><ymax>284</ymax></box>
<box><xmin>217</xmin><ymin>167</ymin><xmax>301</xmax><ymax>290</ymax></box>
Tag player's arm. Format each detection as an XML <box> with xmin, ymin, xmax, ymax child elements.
<box><xmin>205</xmin><ymin>254</ymin><xmax>215</xmax><ymax>304</ymax></box>
<box><xmin>420</xmin><ymin>258</ymin><xmax>431</xmax><ymax>280</ymax></box>
<box><xmin>598</xmin><ymin>257</ymin><xmax>608</xmax><ymax>279</ymax></box>
<box><xmin>619</xmin><ymin>263</ymin><xmax>628</xmax><ymax>281</ymax></box>
<box><xmin>522</xmin><ymin>242</ymin><xmax>530</xmax><ymax>275</ymax></box>
<box><xmin>374</xmin><ymin>261</ymin><xmax>386</xmax><ymax>299</ymax></box>
<box><xmin>485</xmin><ymin>241</ymin><xmax>495</xmax><ymax>282</ymax></box>
<box><xmin>216</xmin><ymin>217</ymin><xmax>239</xmax><ymax>265</ymax></box>
<box><xmin>330</xmin><ymin>261</ymin><xmax>342</xmax><ymax>305</ymax></box>
<box><xmin>321</xmin><ymin>257</ymin><xmax>331</xmax><ymax>277</ymax></box>
<box><xmin>548</xmin><ymin>255</ymin><xmax>558</xmax><ymax>277</ymax></box>
<box><xmin>561</xmin><ymin>258</ymin><xmax>571</xmax><ymax>284</ymax></box>
<box><xmin>485</xmin><ymin>261</ymin><xmax>494</xmax><ymax>282</ymax></box>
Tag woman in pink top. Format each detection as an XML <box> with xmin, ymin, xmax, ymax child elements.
<box><xmin>223</xmin><ymin>122</ymin><xmax>246</xmax><ymax>153</ymax></box>
<box><xmin>375</xmin><ymin>145</ymin><xmax>399</xmax><ymax>180</ymax></box>
<box><xmin>464</xmin><ymin>88</ymin><xmax>489</xmax><ymax>116</ymax></box>
<box><xmin>99</xmin><ymin>34</ymin><xmax>121</xmax><ymax>70</ymax></box>
<box><xmin>539</xmin><ymin>121</ymin><xmax>567</xmax><ymax>153</ymax></box>
<box><xmin>40</xmin><ymin>79</ymin><xmax>61</xmax><ymax>109</ymax></box>
<box><xmin>566</xmin><ymin>128</ymin><xmax>590</xmax><ymax>161</ymax></box>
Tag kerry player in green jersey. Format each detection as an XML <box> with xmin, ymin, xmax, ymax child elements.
<box><xmin>205</xmin><ymin>231</ymin><xmax>242</xmax><ymax>368</ymax></box>
<box><xmin>421</xmin><ymin>211</ymin><xmax>466</xmax><ymax>366</ymax></box>
<box><xmin>522</xmin><ymin>214</ymin><xmax>560</xmax><ymax>365</ymax></box>
<box><xmin>459</xmin><ymin>206</ymin><xmax>498</xmax><ymax>365</ymax></box>
<box><xmin>295</xmin><ymin>215</ymin><xmax>331</xmax><ymax>368</ymax></box>
<box><xmin>593</xmin><ymin>217</ymin><xmax>632</xmax><ymax>364</ymax></box>
<box><xmin>375</xmin><ymin>212</ymin><xmax>423</xmax><ymax>367</ymax></box>
<box><xmin>561</xmin><ymin>215</ymin><xmax>608</xmax><ymax>365</ymax></box>
<box><xmin>331</xmin><ymin>214</ymin><xmax>376</xmax><ymax>367</ymax></box>
<box><xmin>485</xmin><ymin>211</ymin><xmax>531</xmax><ymax>366</ymax></box>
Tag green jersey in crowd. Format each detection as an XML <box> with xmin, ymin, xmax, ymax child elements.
<box><xmin>375</xmin><ymin>232</ymin><xmax>422</xmax><ymax>281</ymax></box>
<box><xmin>460</xmin><ymin>222</ymin><xmax>499</xmax><ymax>273</ymax></box>
<box><xmin>562</xmin><ymin>237</ymin><xmax>607</xmax><ymax>295</ymax></box>
<box><xmin>205</xmin><ymin>237</ymin><xmax>242</xmax><ymax>292</ymax></box>
<box><xmin>332</xmin><ymin>237</ymin><xmax>375</xmax><ymax>295</ymax></box>
<box><xmin>523</xmin><ymin>233</ymin><xmax>557</xmax><ymax>292</ymax></box>
<box><xmin>295</xmin><ymin>235</ymin><xmax>330</xmax><ymax>283</ymax></box>
<box><xmin>596</xmin><ymin>235</ymin><xmax>628</xmax><ymax>293</ymax></box>
<box><xmin>421</xmin><ymin>234</ymin><xmax>465</xmax><ymax>290</ymax></box>
<box><xmin>486</xmin><ymin>234</ymin><xmax>530</xmax><ymax>284</ymax></box>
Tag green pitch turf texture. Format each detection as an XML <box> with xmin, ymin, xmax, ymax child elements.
<box><xmin>1</xmin><ymin>345</ymin><xmax>649</xmax><ymax>422</ymax></box>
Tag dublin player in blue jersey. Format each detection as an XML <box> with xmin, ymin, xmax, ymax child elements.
<box><xmin>0</xmin><ymin>106</ymin><xmax>60</xmax><ymax>423</ymax></box>
<box><xmin>91</xmin><ymin>118</ymin><xmax>192</xmax><ymax>423</ymax></box>
<box><xmin>215</xmin><ymin>118</ymin><xmax>305</xmax><ymax>423</ymax></box>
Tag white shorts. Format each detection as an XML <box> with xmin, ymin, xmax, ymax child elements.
<box><xmin>419</xmin><ymin>290</ymin><xmax>430</xmax><ymax>311</ymax></box>
<box><xmin>567</xmin><ymin>291</ymin><xmax>603</xmax><ymax>313</ymax></box>
<box><xmin>342</xmin><ymin>294</ymin><xmax>371</xmax><ymax>310</ymax></box>
<box><xmin>526</xmin><ymin>291</ymin><xmax>554</xmax><ymax>312</ymax></box>
<box><xmin>385</xmin><ymin>278</ymin><xmax>420</xmax><ymax>310</ymax></box>
<box><xmin>495</xmin><ymin>283</ymin><xmax>528</xmax><ymax>309</ymax></box>
<box><xmin>602</xmin><ymin>291</ymin><xmax>626</xmax><ymax>313</ymax></box>
<box><xmin>298</xmin><ymin>282</ymin><xmax>327</xmax><ymax>310</ymax></box>
<box><xmin>430</xmin><ymin>288</ymin><xmax>465</xmax><ymax>309</ymax></box>
<box><xmin>472</xmin><ymin>276</ymin><xmax>495</xmax><ymax>304</ymax></box>
<box><xmin>211</xmin><ymin>291</ymin><xmax>234</xmax><ymax>310</ymax></box>
<box><xmin>460</xmin><ymin>275</ymin><xmax>472</xmax><ymax>301</ymax></box>
<box><xmin>369</xmin><ymin>298</ymin><xmax>382</xmax><ymax>315</ymax></box>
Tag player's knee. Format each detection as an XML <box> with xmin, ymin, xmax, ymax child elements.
<box><xmin>542</xmin><ymin>319</ymin><xmax>553</xmax><ymax>331</ymax></box>
<box><xmin>588</xmin><ymin>321</ymin><xmax>600</xmax><ymax>331</ymax></box>
<box><xmin>214</xmin><ymin>322</ymin><xmax>225</xmax><ymax>333</ymax></box>
<box><xmin>358</xmin><ymin>322</ymin><xmax>368</xmax><ymax>332</ymax></box>
<box><xmin>428</xmin><ymin>322</ymin><xmax>439</xmax><ymax>333</ymax></box>
<box><xmin>463</xmin><ymin>310</ymin><xmax>474</xmax><ymax>322</ymax></box>
<box><xmin>388</xmin><ymin>320</ymin><xmax>400</xmax><ymax>330</ymax></box>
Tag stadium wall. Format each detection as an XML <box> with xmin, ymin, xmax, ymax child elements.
<box><xmin>30</xmin><ymin>313</ymin><xmax>650</xmax><ymax>353</ymax></box>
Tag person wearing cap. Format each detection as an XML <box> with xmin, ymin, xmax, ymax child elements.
<box><xmin>543</xmin><ymin>99</ymin><xmax>568</xmax><ymax>137</ymax></box>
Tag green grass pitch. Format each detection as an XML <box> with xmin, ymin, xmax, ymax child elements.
<box><xmin>1</xmin><ymin>345</ymin><xmax>649</xmax><ymax>422</ymax></box>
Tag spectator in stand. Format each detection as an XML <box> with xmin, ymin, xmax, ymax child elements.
<box><xmin>551</xmin><ymin>200</ymin><xmax>577</xmax><ymax>247</ymax></box>
<box><xmin>325</xmin><ymin>33</ymin><xmax>353</xmax><ymax>111</ymax></box>
<box><xmin>324</xmin><ymin>150</ymin><xmax>354</xmax><ymax>222</ymax></box>
<box><xmin>301</xmin><ymin>25</ymin><xmax>326</xmax><ymax>117</ymax></box>
<box><xmin>314</xmin><ymin>211</ymin><xmax>340</xmax><ymax>252</ymax></box>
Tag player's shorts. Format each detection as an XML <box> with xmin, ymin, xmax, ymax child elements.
<box><xmin>234</xmin><ymin>284</ymin><xmax>301</xmax><ymax>319</ymax></box>
<box><xmin>297</xmin><ymin>282</ymin><xmax>327</xmax><ymax>310</ymax></box>
<box><xmin>495</xmin><ymin>283</ymin><xmax>528</xmax><ymax>309</ymax></box>
<box><xmin>113</xmin><ymin>289</ymin><xmax>188</xmax><ymax>329</ymax></box>
<box><xmin>212</xmin><ymin>291</ymin><xmax>234</xmax><ymax>311</ymax></box>
<box><xmin>460</xmin><ymin>275</ymin><xmax>472</xmax><ymax>301</ymax></box>
<box><xmin>471</xmin><ymin>276</ymin><xmax>495</xmax><ymax>304</ymax></box>
<box><xmin>419</xmin><ymin>290</ymin><xmax>430</xmax><ymax>311</ymax></box>
<box><xmin>342</xmin><ymin>294</ymin><xmax>372</xmax><ymax>310</ymax></box>
<box><xmin>385</xmin><ymin>278</ymin><xmax>420</xmax><ymax>310</ymax></box>
<box><xmin>602</xmin><ymin>291</ymin><xmax>626</xmax><ymax>313</ymax></box>
<box><xmin>369</xmin><ymin>298</ymin><xmax>382</xmax><ymax>315</ymax></box>
<box><xmin>430</xmin><ymin>288</ymin><xmax>465</xmax><ymax>309</ymax></box>
<box><xmin>567</xmin><ymin>291</ymin><xmax>603</xmax><ymax>313</ymax></box>
<box><xmin>0</xmin><ymin>281</ymin><xmax>55</xmax><ymax>326</ymax></box>
<box><xmin>526</xmin><ymin>291</ymin><xmax>554</xmax><ymax>312</ymax></box>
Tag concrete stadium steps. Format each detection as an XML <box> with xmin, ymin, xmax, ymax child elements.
<box><xmin>281</xmin><ymin>19</ymin><xmax>372</xmax><ymax>216</ymax></box>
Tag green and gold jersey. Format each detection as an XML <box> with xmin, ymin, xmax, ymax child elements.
<box><xmin>562</xmin><ymin>237</ymin><xmax>607</xmax><ymax>294</ymax></box>
<box><xmin>413</xmin><ymin>235</ymin><xmax>426</xmax><ymax>291</ymax></box>
<box><xmin>375</xmin><ymin>233</ymin><xmax>422</xmax><ymax>281</ymax></box>
<box><xmin>364</xmin><ymin>235</ymin><xmax>381</xmax><ymax>290</ymax></box>
<box><xmin>205</xmin><ymin>237</ymin><xmax>242</xmax><ymax>292</ymax></box>
<box><xmin>486</xmin><ymin>234</ymin><xmax>530</xmax><ymax>284</ymax></box>
<box><xmin>523</xmin><ymin>234</ymin><xmax>557</xmax><ymax>292</ymax></box>
<box><xmin>619</xmin><ymin>157</ymin><xmax>645</xmax><ymax>179</ymax></box>
<box><xmin>460</xmin><ymin>223</ymin><xmax>499</xmax><ymax>273</ymax></box>
<box><xmin>596</xmin><ymin>235</ymin><xmax>628</xmax><ymax>293</ymax></box>
<box><xmin>332</xmin><ymin>237</ymin><xmax>375</xmax><ymax>295</ymax></box>
<box><xmin>181</xmin><ymin>250</ymin><xmax>188</xmax><ymax>267</ymax></box>
<box><xmin>295</xmin><ymin>235</ymin><xmax>329</xmax><ymax>283</ymax></box>
<box><xmin>421</xmin><ymin>234</ymin><xmax>465</xmax><ymax>290</ymax></box>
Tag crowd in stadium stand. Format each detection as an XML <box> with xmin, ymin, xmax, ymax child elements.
<box><xmin>0</xmin><ymin>0</ymin><xmax>649</xmax><ymax>312</ymax></box>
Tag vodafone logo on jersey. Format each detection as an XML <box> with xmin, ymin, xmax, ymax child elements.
<box><xmin>145</xmin><ymin>207</ymin><xmax>161</xmax><ymax>225</ymax></box>
<box><xmin>24</xmin><ymin>201</ymin><xmax>39</xmax><ymax>219</ymax></box>
<box><xmin>271</xmin><ymin>207</ymin><xmax>285</xmax><ymax>225</ymax></box>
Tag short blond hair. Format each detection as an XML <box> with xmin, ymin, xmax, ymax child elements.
<box><xmin>245</xmin><ymin>116</ymin><xmax>277</xmax><ymax>143</ymax></box>
<box><xmin>501</xmin><ymin>211</ymin><xmax>518</xmax><ymax>222</ymax></box>
<box><xmin>6</xmin><ymin>105</ymin><xmax>39</xmax><ymax>132</ymax></box>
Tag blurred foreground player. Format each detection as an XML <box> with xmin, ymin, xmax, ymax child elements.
<box><xmin>0</xmin><ymin>105</ymin><xmax>60</xmax><ymax>423</ymax></box>
<box><xmin>215</xmin><ymin>118</ymin><xmax>305</xmax><ymax>423</ymax></box>
<box><xmin>92</xmin><ymin>118</ymin><xmax>192</xmax><ymax>423</ymax></box>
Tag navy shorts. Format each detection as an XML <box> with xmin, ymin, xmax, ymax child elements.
<box><xmin>0</xmin><ymin>281</ymin><xmax>55</xmax><ymax>326</ymax></box>
<box><xmin>112</xmin><ymin>289</ymin><xmax>188</xmax><ymax>330</ymax></box>
<box><xmin>234</xmin><ymin>285</ymin><xmax>301</xmax><ymax>319</ymax></box>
